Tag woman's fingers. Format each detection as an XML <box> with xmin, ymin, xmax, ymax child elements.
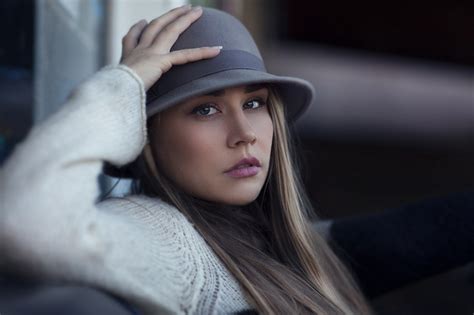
<box><xmin>167</xmin><ymin>46</ymin><xmax>222</xmax><ymax>66</ymax></box>
<box><xmin>125</xmin><ymin>46</ymin><xmax>222</xmax><ymax>91</ymax></box>
<box><xmin>120</xmin><ymin>5</ymin><xmax>222</xmax><ymax>91</ymax></box>
<box><xmin>137</xmin><ymin>4</ymin><xmax>192</xmax><ymax>48</ymax></box>
<box><xmin>150</xmin><ymin>6</ymin><xmax>204</xmax><ymax>53</ymax></box>
<box><xmin>121</xmin><ymin>20</ymin><xmax>148</xmax><ymax>61</ymax></box>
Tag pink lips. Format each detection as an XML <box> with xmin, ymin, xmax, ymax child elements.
<box><xmin>225</xmin><ymin>157</ymin><xmax>261</xmax><ymax>178</ymax></box>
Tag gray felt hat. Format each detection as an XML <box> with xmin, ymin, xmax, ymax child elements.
<box><xmin>103</xmin><ymin>6</ymin><xmax>315</xmax><ymax>178</ymax></box>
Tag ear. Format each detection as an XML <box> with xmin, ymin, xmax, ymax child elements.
<box><xmin>143</xmin><ymin>143</ymin><xmax>159</xmax><ymax>178</ymax></box>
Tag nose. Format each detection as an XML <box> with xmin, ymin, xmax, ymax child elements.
<box><xmin>226</xmin><ymin>110</ymin><xmax>257</xmax><ymax>148</ymax></box>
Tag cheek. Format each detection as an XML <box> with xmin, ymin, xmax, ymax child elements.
<box><xmin>252</xmin><ymin>111</ymin><xmax>274</xmax><ymax>154</ymax></box>
<box><xmin>171</xmin><ymin>129</ymin><xmax>218</xmax><ymax>168</ymax></box>
<box><xmin>153</xmin><ymin>122</ymin><xmax>223</xmax><ymax>186</ymax></box>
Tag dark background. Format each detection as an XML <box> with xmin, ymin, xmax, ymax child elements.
<box><xmin>0</xmin><ymin>0</ymin><xmax>34</xmax><ymax>164</ymax></box>
<box><xmin>275</xmin><ymin>0</ymin><xmax>474</xmax><ymax>218</ymax></box>
<box><xmin>0</xmin><ymin>0</ymin><xmax>34</xmax><ymax>69</ymax></box>
<box><xmin>280</xmin><ymin>1</ymin><xmax>474</xmax><ymax>66</ymax></box>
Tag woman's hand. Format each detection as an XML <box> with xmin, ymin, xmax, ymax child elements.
<box><xmin>120</xmin><ymin>5</ymin><xmax>222</xmax><ymax>91</ymax></box>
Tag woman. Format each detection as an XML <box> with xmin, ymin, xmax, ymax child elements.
<box><xmin>0</xmin><ymin>5</ymin><xmax>372</xmax><ymax>314</ymax></box>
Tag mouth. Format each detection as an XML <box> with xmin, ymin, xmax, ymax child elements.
<box><xmin>225</xmin><ymin>156</ymin><xmax>262</xmax><ymax>178</ymax></box>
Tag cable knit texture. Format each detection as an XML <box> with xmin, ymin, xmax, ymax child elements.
<box><xmin>0</xmin><ymin>64</ymin><xmax>253</xmax><ymax>314</ymax></box>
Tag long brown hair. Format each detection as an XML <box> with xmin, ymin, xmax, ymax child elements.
<box><xmin>126</xmin><ymin>86</ymin><xmax>372</xmax><ymax>314</ymax></box>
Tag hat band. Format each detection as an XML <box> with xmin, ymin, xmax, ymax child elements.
<box><xmin>146</xmin><ymin>49</ymin><xmax>266</xmax><ymax>104</ymax></box>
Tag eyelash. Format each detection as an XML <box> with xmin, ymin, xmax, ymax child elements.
<box><xmin>191</xmin><ymin>97</ymin><xmax>267</xmax><ymax>117</ymax></box>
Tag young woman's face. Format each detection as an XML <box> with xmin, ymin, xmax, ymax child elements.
<box><xmin>149</xmin><ymin>84</ymin><xmax>273</xmax><ymax>205</ymax></box>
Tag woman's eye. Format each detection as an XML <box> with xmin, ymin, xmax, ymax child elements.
<box><xmin>191</xmin><ymin>98</ymin><xmax>266</xmax><ymax>117</ymax></box>
<box><xmin>192</xmin><ymin>105</ymin><xmax>218</xmax><ymax>116</ymax></box>
<box><xmin>244</xmin><ymin>98</ymin><xmax>266</xmax><ymax>110</ymax></box>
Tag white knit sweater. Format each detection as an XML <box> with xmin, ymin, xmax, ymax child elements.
<box><xmin>0</xmin><ymin>65</ymin><xmax>253</xmax><ymax>314</ymax></box>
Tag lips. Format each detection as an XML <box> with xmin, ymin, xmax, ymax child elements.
<box><xmin>224</xmin><ymin>157</ymin><xmax>262</xmax><ymax>178</ymax></box>
<box><xmin>225</xmin><ymin>157</ymin><xmax>261</xmax><ymax>172</ymax></box>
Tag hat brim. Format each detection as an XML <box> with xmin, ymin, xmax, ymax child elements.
<box><xmin>147</xmin><ymin>68</ymin><xmax>315</xmax><ymax>122</ymax></box>
<box><xmin>103</xmin><ymin>68</ymin><xmax>315</xmax><ymax>178</ymax></box>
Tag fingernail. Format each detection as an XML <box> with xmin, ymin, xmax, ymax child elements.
<box><xmin>192</xmin><ymin>5</ymin><xmax>202</xmax><ymax>11</ymax></box>
<box><xmin>212</xmin><ymin>46</ymin><xmax>223</xmax><ymax>50</ymax></box>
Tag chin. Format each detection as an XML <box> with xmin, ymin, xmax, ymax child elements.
<box><xmin>218</xmin><ymin>190</ymin><xmax>261</xmax><ymax>206</ymax></box>
<box><xmin>196</xmin><ymin>179</ymin><xmax>266</xmax><ymax>206</ymax></box>
<box><xmin>233</xmin><ymin>185</ymin><xmax>267</xmax><ymax>205</ymax></box>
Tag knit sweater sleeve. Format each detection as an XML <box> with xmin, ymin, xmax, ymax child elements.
<box><xmin>0</xmin><ymin>65</ymin><xmax>186</xmax><ymax>312</ymax></box>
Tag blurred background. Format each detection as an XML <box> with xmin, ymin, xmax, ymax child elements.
<box><xmin>0</xmin><ymin>0</ymin><xmax>472</xmax><ymax>314</ymax></box>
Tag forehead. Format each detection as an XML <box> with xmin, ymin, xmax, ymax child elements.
<box><xmin>202</xmin><ymin>83</ymin><xmax>269</xmax><ymax>97</ymax></box>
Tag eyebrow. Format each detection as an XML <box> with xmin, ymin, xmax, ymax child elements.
<box><xmin>203</xmin><ymin>84</ymin><xmax>267</xmax><ymax>97</ymax></box>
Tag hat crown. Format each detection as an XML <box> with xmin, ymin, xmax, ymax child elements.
<box><xmin>171</xmin><ymin>7</ymin><xmax>262</xmax><ymax>60</ymax></box>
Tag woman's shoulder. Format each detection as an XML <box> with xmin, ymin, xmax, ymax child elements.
<box><xmin>98</xmin><ymin>194</ymin><xmax>175</xmax><ymax>211</ymax></box>
<box><xmin>97</xmin><ymin>194</ymin><xmax>194</xmax><ymax>230</ymax></box>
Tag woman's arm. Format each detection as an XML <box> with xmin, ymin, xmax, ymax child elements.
<box><xmin>316</xmin><ymin>190</ymin><xmax>474</xmax><ymax>298</ymax></box>
<box><xmin>0</xmin><ymin>65</ymin><xmax>188</xmax><ymax>313</ymax></box>
<box><xmin>0</xmin><ymin>64</ymin><xmax>147</xmax><ymax>278</ymax></box>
